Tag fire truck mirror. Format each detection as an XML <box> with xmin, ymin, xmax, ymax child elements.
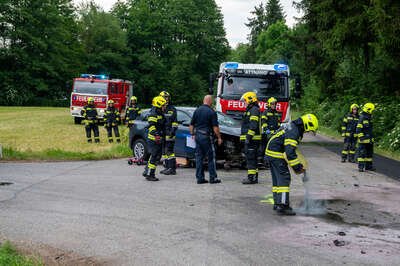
<box><xmin>294</xmin><ymin>76</ymin><xmax>302</xmax><ymax>99</ymax></box>
<box><xmin>209</xmin><ymin>72</ymin><xmax>218</xmax><ymax>95</ymax></box>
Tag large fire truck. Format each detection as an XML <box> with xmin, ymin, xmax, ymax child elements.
<box><xmin>70</xmin><ymin>74</ymin><xmax>133</xmax><ymax>124</ymax></box>
<box><xmin>210</xmin><ymin>62</ymin><xmax>292</xmax><ymax>123</ymax></box>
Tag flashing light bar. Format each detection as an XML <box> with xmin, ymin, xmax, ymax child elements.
<box><xmin>80</xmin><ymin>74</ymin><xmax>109</xmax><ymax>80</ymax></box>
<box><xmin>273</xmin><ymin>64</ymin><xmax>288</xmax><ymax>71</ymax></box>
<box><xmin>224</xmin><ymin>62</ymin><xmax>239</xmax><ymax>69</ymax></box>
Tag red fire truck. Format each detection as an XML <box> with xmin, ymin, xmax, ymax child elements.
<box><xmin>70</xmin><ymin>74</ymin><xmax>133</xmax><ymax>124</ymax></box>
<box><xmin>210</xmin><ymin>62</ymin><xmax>291</xmax><ymax>123</ymax></box>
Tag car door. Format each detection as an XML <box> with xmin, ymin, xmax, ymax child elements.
<box><xmin>174</xmin><ymin>109</ymin><xmax>194</xmax><ymax>158</ymax></box>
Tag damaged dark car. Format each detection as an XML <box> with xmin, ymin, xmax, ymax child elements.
<box><xmin>129</xmin><ymin>107</ymin><xmax>244</xmax><ymax>168</ymax></box>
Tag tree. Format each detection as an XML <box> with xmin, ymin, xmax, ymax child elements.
<box><xmin>265</xmin><ymin>0</ymin><xmax>286</xmax><ymax>26</ymax></box>
<box><xmin>0</xmin><ymin>0</ymin><xmax>83</xmax><ymax>105</ymax></box>
<box><xmin>77</xmin><ymin>1</ymin><xmax>130</xmax><ymax>79</ymax></box>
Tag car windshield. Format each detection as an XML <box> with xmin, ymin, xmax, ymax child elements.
<box><xmin>73</xmin><ymin>81</ymin><xmax>108</xmax><ymax>95</ymax></box>
<box><xmin>217</xmin><ymin>112</ymin><xmax>240</xmax><ymax>127</ymax></box>
<box><xmin>222</xmin><ymin>75</ymin><xmax>288</xmax><ymax>98</ymax></box>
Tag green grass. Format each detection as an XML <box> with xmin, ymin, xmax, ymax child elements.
<box><xmin>291</xmin><ymin>109</ymin><xmax>400</xmax><ymax>161</ymax></box>
<box><xmin>0</xmin><ymin>107</ymin><xmax>132</xmax><ymax>160</ymax></box>
<box><xmin>0</xmin><ymin>241</ymin><xmax>42</xmax><ymax>266</ymax></box>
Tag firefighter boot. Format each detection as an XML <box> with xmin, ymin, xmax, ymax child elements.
<box><xmin>242</xmin><ymin>174</ymin><xmax>257</xmax><ymax>184</ymax></box>
<box><xmin>95</xmin><ymin>138</ymin><xmax>100</xmax><ymax>143</ymax></box>
<box><xmin>87</xmin><ymin>139</ymin><xmax>92</xmax><ymax>143</ymax></box>
<box><xmin>163</xmin><ymin>159</ymin><xmax>176</xmax><ymax>175</ymax></box>
<box><xmin>349</xmin><ymin>154</ymin><xmax>356</xmax><ymax>163</ymax></box>
<box><xmin>144</xmin><ymin>169</ymin><xmax>159</xmax><ymax>181</ymax></box>
<box><xmin>365</xmin><ymin>162</ymin><xmax>376</xmax><ymax>171</ymax></box>
<box><xmin>276</xmin><ymin>205</ymin><xmax>296</xmax><ymax>216</ymax></box>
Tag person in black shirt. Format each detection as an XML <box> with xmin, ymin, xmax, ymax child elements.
<box><xmin>189</xmin><ymin>95</ymin><xmax>222</xmax><ymax>184</ymax></box>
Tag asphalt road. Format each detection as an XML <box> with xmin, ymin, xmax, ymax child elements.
<box><xmin>1</xmin><ymin>134</ymin><xmax>400</xmax><ymax>265</ymax></box>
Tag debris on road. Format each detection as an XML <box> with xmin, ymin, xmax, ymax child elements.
<box><xmin>333</xmin><ymin>239</ymin><xmax>346</xmax><ymax>247</ymax></box>
<box><xmin>338</xmin><ymin>232</ymin><xmax>346</xmax><ymax>236</ymax></box>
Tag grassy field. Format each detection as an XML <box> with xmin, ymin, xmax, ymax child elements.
<box><xmin>0</xmin><ymin>241</ymin><xmax>42</xmax><ymax>266</ymax></box>
<box><xmin>0</xmin><ymin>107</ymin><xmax>131</xmax><ymax>160</ymax></box>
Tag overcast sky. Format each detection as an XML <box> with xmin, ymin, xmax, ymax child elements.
<box><xmin>74</xmin><ymin>0</ymin><xmax>302</xmax><ymax>48</ymax></box>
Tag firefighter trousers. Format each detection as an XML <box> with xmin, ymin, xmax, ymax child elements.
<box><xmin>106</xmin><ymin>125</ymin><xmax>120</xmax><ymax>142</ymax></box>
<box><xmin>259</xmin><ymin>134</ymin><xmax>271</xmax><ymax>165</ymax></box>
<box><xmin>358</xmin><ymin>143</ymin><xmax>374</xmax><ymax>170</ymax></box>
<box><xmin>245</xmin><ymin>140</ymin><xmax>259</xmax><ymax>179</ymax></box>
<box><xmin>85</xmin><ymin>124</ymin><xmax>99</xmax><ymax>143</ymax></box>
<box><xmin>163</xmin><ymin>139</ymin><xmax>176</xmax><ymax>170</ymax></box>
<box><xmin>268</xmin><ymin>157</ymin><xmax>291</xmax><ymax>206</ymax></box>
<box><xmin>342</xmin><ymin>136</ymin><xmax>357</xmax><ymax>161</ymax></box>
<box><xmin>144</xmin><ymin>140</ymin><xmax>163</xmax><ymax>176</ymax></box>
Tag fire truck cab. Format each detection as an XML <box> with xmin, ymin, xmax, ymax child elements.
<box><xmin>70</xmin><ymin>74</ymin><xmax>133</xmax><ymax>124</ymax></box>
<box><xmin>210</xmin><ymin>62</ymin><xmax>291</xmax><ymax>123</ymax></box>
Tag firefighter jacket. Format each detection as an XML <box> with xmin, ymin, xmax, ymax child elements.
<box><xmin>341</xmin><ymin>113</ymin><xmax>359</xmax><ymax>137</ymax></box>
<box><xmin>261</xmin><ymin>107</ymin><xmax>282</xmax><ymax>134</ymax></box>
<box><xmin>164</xmin><ymin>104</ymin><xmax>178</xmax><ymax>140</ymax></box>
<box><xmin>240</xmin><ymin>102</ymin><xmax>261</xmax><ymax>142</ymax></box>
<box><xmin>104</xmin><ymin>107</ymin><xmax>121</xmax><ymax>126</ymax></box>
<box><xmin>265</xmin><ymin>118</ymin><xmax>304</xmax><ymax>172</ymax></box>
<box><xmin>125</xmin><ymin>104</ymin><xmax>142</xmax><ymax>125</ymax></box>
<box><xmin>81</xmin><ymin>104</ymin><xmax>98</xmax><ymax>124</ymax></box>
<box><xmin>356</xmin><ymin>112</ymin><xmax>373</xmax><ymax>144</ymax></box>
<box><xmin>147</xmin><ymin>107</ymin><xmax>166</xmax><ymax>141</ymax></box>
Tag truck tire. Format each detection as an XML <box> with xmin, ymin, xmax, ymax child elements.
<box><xmin>74</xmin><ymin>117</ymin><xmax>82</xmax><ymax>124</ymax></box>
<box><xmin>132</xmin><ymin>138</ymin><xmax>149</xmax><ymax>161</ymax></box>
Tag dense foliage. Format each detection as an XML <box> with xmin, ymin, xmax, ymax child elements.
<box><xmin>230</xmin><ymin>0</ymin><xmax>400</xmax><ymax>152</ymax></box>
<box><xmin>0</xmin><ymin>0</ymin><xmax>229</xmax><ymax>106</ymax></box>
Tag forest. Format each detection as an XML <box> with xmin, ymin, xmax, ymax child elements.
<box><xmin>0</xmin><ymin>0</ymin><xmax>399</xmax><ymax>152</ymax></box>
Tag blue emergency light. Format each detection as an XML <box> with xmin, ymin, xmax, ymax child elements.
<box><xmin>224</xmin><ymin>62</ymin><xmax>239</xmax><ymax>69</ymax></box>
<box><xmin>273</xmin><ymin>64</ymin><xmax>288</xmax><ymax>71</ymax></box>
<box><xmin>80</xmin><ymin>74</ymin><xmax>109</xmax><ymax>80</ymax></box>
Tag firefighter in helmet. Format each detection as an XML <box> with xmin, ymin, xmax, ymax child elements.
<box><xmin>159</xmin><ymin>91</ymin><xmax>178</xmax><ymax>175</ymax></box>
<box><xmin>260</xmin><ymin>97</ymin><xmax>282</xmax><ymax>168</ymax></box>
<box><xmin>341</xmin><ymin>103</ymin><xmax>359</xmax><ymax>163</ymax></box>
<box><xmin>240</xmin><ymin>91</ymin><xmax>261</xmax><ymax>184</ymax></box>
<box><xmin>125</xmin><ymin>96</ymin><xmax>142</xmax><ymax>128</ymax></box>
<box><xmin>143</xmin><ymin>96</ymin><xmax>167</xmax><ymax>181</ymax></box>
<box><xmin>103</xmin><ymin>99</ymin><xmax>121</xmax><ymax>143</ymax></box>
<box><xmin>356</xmin><ymin>102</ymin><xmax>375</xmax><ymax>172</ymax></box>
<box><xmin>266</xmin><ymin>114</ymin><xmax>318</xmax><ymax>215</ymax></box>
<box><xmin>81</xmin><ymin>97</ymin><xmax>100</xmax><ymax>143</ymax></box>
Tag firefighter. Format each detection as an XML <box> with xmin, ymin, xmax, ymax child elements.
<box><xmin>266</xmin><ymin>114</ymin><xmax>318</xmax><ymax>215</ymax></box>
<box><xmin>356</xmin><ymin>103</ymin><xmax>375</xmax><ymax>172</ymax></box>
<box><xmin>260</xmin><ymin>97</ymin><xmax>282</xmax><ymax>167</ymax></box>
<box><xmin>125</xmin><ymin>96</ymin><xmax>142</xmax><ymax>128</ymax></box>
<box><xmin>142</xmin><ymin>96</ymin><xmax>167</xmax><ymax>181</ymax></box>
<box><xmin>341</xmin><ymin>103</ymin><xmax>359</xmax><ymax>163</ymax></box>
<box><xmin>81</xmin><ymin>97</ymin><xmax>100</xmax><ymax>143</ymax></box>
<box><xmin>159</xmin><ymin>91</ymin><xmax>178</xmax><ymax>175</ymax></box>
<box><xmin>103</xmin><ymin>99</ymin><xmax>121</xmax><ymax>143</ymax></box>
<box><xmin>240</xmin><ymin>92</ymin><xmax>261</xmax><ymax>184</ymax></box>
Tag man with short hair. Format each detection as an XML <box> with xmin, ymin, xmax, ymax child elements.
<box><xmin>189</xmin><ymin>95</ymin><xmax>222</xmax><ymax>184</ymax></box>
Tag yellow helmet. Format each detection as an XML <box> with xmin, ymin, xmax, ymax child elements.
<box><xmin>240</xmin><ymin>92</ymin><xmax>257</xmax><ymax>104</ymax></box>
<box><xmin>350</xmin><ymin>103</ymin><xmax>359</xmax><ymax>112</ymax></box>
<box><xmin>268</xmin><ymin>97</ymin><xmax>277</xmax><ymax>105</ymax></box>
<box><xmin>160</xmin><ymin>91</ymin><xmax>170</xmax><ymax>99</ymax></box>
<box><xmin>301</xmin><ymin>113</ymin><xmax>319</xmax><ymax>132</ymax></box>
<box><xmin>362</xmin><ymin>102</ymin><xmax>375</xmax><ymax>114</ymax></box>
<box><xmin>130</xmin><ymin>96</ymin><xmax>137</xmax><ymax>102</ymax></box>
<box><xmin>107</xmin><ymin>99</ymin><xmax>114</xmax><ymax>104</ymax></box>
<box><xmin>152</xmin><ymin>96</ymin><xmax>167</xmax><ymax>108</ymax></box>
<box><xmin>87</xmin><ymin>97</ymin><xmax>94</xmax><ymax>103</ymax></box>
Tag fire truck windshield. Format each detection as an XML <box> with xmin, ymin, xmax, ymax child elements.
<box><xmin>73</xmin><ymin>81</ymin><xmax>107</xmax><ymax>95</ymax></box>
<box><xmin>222</xmin><ymin>75</ymin><xmax>288</xmax><ymax>99</ymax></box>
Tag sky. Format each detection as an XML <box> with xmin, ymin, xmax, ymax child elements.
<box><xmin>74</xmin><ymin>0</ymin><xmax>302</xmax><ymax>48</ymax></box>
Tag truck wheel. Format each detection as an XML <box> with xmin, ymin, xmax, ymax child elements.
<box><xmin>132</xmin><ymin>139</ymin><xmax>148</xmax><ymax>161</ymax></box>
<box><xmin>74</xmin><ymin>117</ymin><xmax>82</xmax><ymax>124</ymax></box>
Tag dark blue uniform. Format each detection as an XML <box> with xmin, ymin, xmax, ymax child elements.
<box><xmin>81</xmin><ymin>104</ymin><xmax>100</xmax><ymax>143</ymax></box>
<box><xmin>341</xmin><ymin>112</ymin><xmax>359</xmax><ymax>162</ymax></box>
<box><xmin>190</xmin><ymin>104</ymin><xmax>219</xmax><ymax>183</ymax></box>
<box><xmin>266</xmin><ymin>118</ymin><xmax>304</xmax><ymax>209</ymax></box>
<box><xmin>356</xmin><ymin>112</ymin><xmax>374</xmax><ymax>171</ymax></box>
<box><xmin>162</xmin><ymin>104</ymin><xmax>178</xmax><ymax>174</ymax></box>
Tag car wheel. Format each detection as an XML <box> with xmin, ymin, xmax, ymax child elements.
<box><xmin>132</xmin><ymin>139</ymin><xmax>148</xmax><ymax>161</ymax></box>
<box><xmin>74</xmin><ymin>117</ymin><xmax>82</xmax><ymax>124</ymax></box>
